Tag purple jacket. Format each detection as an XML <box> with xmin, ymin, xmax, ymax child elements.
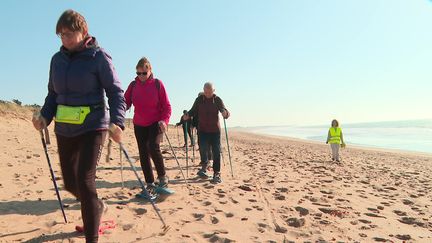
<box><xmin>40</xmin><ymin>37</ymin><xmax>126</xmax><ymax>137</ymax></box>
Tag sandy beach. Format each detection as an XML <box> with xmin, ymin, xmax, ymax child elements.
<box><xmin>1</xmin><ymin>106</ymin><xmax>431</xmax><ymax>242</ymax></box>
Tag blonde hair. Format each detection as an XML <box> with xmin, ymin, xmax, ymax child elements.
<box><xmin>331</xmin><ymin>119</ymin><xmax>339</xmax><ymax>127</ymax></box>
<box><xmin>136</xmin><ymin>57</ymin><xmax>152</xmax><ymax>70</ymax></box>
<box><xmin>56</xmin><ymin>9</ymin><xmax>88</xmax><ymax>35</ymax></box>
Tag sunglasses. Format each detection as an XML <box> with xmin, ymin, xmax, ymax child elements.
<box><xmin>136</xmin><ymin>72</ymin><xmax>148</xmax><ymax>76</ymax></box>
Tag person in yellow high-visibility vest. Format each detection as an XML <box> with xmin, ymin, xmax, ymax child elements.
<box><xmin>326</xmin><ymin>119</ymin><xmax>346</xmax><ymax>162</ymax></box>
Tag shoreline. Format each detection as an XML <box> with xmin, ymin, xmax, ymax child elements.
<box><xmin>234</xmin><ymin>129</ymin><xmax>432</xmax><ymax>159</ymax></box>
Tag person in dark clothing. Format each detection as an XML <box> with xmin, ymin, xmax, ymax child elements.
<box><xmin>191</xmin><ymin>93</ymin><xmax>213</xmax><ymax>164</ymax></box>
<box><xmin>183</xmin><ymin>82</ymin><xmax>230</xmax><ymax>184</ymax></box>
<box><xmin>176</xmin><ymin>110</ymin><xmax>194</xmax><ymax>147</ymax></box>
<box><xmin>32</xmin><ymin>9</ymin><xmax>126</xmax><ymax>243</ymax></box>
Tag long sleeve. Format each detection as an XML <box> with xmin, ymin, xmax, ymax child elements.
<box><xmin>187</xmin><ymin>97</ymin><xmax>200</xmax><ymax>118</ymax></box>
<box><xmin>40</xmin><ymin>58</ymin><xmax>58</xmax><ymax>126</ymax></box>
<box><xmin>97</xmin><ymin>51</ymin><xmax>126</xmax><ymax>129</ymax></box>
<box><xmin>158</xmin><ymin>81</ymin><xmax>172</xmax><ymax>125</ymax></box>
<box><xmin>215</xmin><ymin>96</ymin><xmax>228</xmax><ymax>113</ymax></box>
<box><xmin>124</xmin><ymin>81</ymin><xmax>134</xmax><ymax>110</ymax></box>
<box><xmin>176</xmin><ymin>116</ymin><xmax>184</xmax><ymax>126</ymax></box>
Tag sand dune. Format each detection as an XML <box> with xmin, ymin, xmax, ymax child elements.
<box><xmin>0</xmin><ymin>110</ymin><xmax>431</xmax><ymax>242</ymax></box>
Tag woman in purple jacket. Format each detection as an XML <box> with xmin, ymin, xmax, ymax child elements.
<box><xmin>32</xmin><ymin>10</ymin><xmax>126</xmax><ymax>243</ymax></box>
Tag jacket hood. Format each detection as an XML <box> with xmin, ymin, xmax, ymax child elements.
<box><xmin>60</xmin><ymin>36</ymin><xmax>99</xmax><ymax>57</ymax></box>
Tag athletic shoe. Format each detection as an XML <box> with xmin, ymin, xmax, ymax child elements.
<box><xmin>197</xmin><ymin>169</ymin><xmax>209</xmax><ymax>178</ymax></box>
<box><xmin>157</xmin><ymin>175</ymin><xmax>169</xmax><ymax>188</ymax></box>
<box><xmin>211</xmin><ymin>172</ymin><xmax>222</xmax><ymax>184</ymax></box>
<box><xmin>136</xmin><ymin>183</ymin><xmax>157</xmax><ymax>201</ymax></box>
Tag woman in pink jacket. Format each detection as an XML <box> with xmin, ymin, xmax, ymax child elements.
<box><xmin>124</xmin><ymin>57</ymin><xmax>172</xmax><ymax>199</ymax></box>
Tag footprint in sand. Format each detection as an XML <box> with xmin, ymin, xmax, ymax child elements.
<box><xmin>202</xmin><ymin>233</ymin><xmax>234</xmax><ymax>242</ymax></box>
<box><xmin>313</xmin><ymin>213</ymin><xmax>322</xmax><ymax>220</ymax></box>
<box><xmin>274</xmin><ymin>193</ymin><xmax>285</xmax><ymax>200</ymax></box>
<box><xmin>211</xmin><ymin>216</ymin><xmax>219</xmax><ymax>224</ymax></box>
<box><xmin>217</xmin><ymin>189</ymin><xmax>226</xmax><ymax>194</ymax></box>
<box><xmin>380</xmin><ymin>201</ymin><xmax>391</xmax><ymax>206</ymax></box>
<box><xmin>238</xmin><ymin>185</ymin><xmax>254</xmax><ymax>192</ymax></box>
<box><xmin>294</xmin><ymin>206</ymin><xmax>309</xmax><ymax>216</ymax></box>
<box><xmin>394</xmin><ymin>234</ymin><xmax>412</xmax><ymax>240</ymax></box>
<box><xmin>134</xmin><ymin>208</ymin><xmax>147</xmax><ymax>215</ymax></box>
<box><xmin>286</xmin><ymin>218</ymin><xmax>305</xmax><ymax>228</ymax></box>
<box><xmin>276</xmin><ymin>187</ymin><xmax>288</xmax><ymax>193</ymax></box>
<box><xmin>358</xmin><ymin>219</ymin><xmax>372</xmax><ymax>224</ymax></box>
<box><xmin>257</xmin><ymin>222</ymin><xmax>270</xmax><ymax>233</ymax></box>
<box><xmin>202</xmin><ymin>201</ymin><xmax>212</xmax><ymax>206</ymax></box>
<box><xmin>364</xmin><ymin>212</ymin><xmax>386</xmax><ymax>219</ymax></box>
<box><xmin>373</xmin><ymin>237</ymin><xmax>391</xmax><ymax>242</ymax></box>
<box><xmin>204</xmin><ymin>184</ymin><xmax>215</xmax><ymax>189</ymax></box>
<box><xmin>229</xmin><ymin>197</ymin><xmax>239</xmax><ymax>204</ymax></box>
<box><xmin>402</xmin><ymin>199</ymin><xmax>414</xmax><ymax>205</ymax></box>
<box><xmin>225</xmin><ymin>212</ymin><xmax>234</xmax><ymax>218</ymax></box>
<box><xmin>398</xmin><ymin>217</ymin><xmax>426</xmax><ymax>227</ymax></box>
<box><xmin>123</xmin><ymin>224</ymin><xmax>134</xmax><ymax>231</ymax></box>
<box><xmin>193</xmin><ymin>213</ymin><xmax>205</xmax><ymax>220</ymax></box>
<box><xmin>367</xmin><ymin>208</ymin><xmax>380</xmax><ymax>214</ymax></box>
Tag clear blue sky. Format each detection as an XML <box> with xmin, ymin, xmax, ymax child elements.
<box><xmin>1</xmin><ymin>1</ymin><xmax>431</xmax><ymax>127</ymax></box>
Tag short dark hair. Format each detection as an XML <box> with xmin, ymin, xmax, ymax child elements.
<box><xmin>56</xmin><ymin>9</ymin><xmax>88</xmax><ymax>35</ymax></box>
<box><xmin>331</xmin><ymin>119</ymin><xmax>339</xmax><ymax>127</ymax></box>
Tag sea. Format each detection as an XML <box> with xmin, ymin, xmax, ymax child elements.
<box><xmin>243</xmin><ymin>120</ymin><xmax>432</xmax><ymax>154</ymax></box>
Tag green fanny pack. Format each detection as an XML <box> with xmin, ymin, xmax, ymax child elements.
<box><xmin>55</xmin><ymin>105</ymin><xmax>91</xmax><ymax>124</ymax></box>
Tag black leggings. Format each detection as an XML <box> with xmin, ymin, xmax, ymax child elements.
<box><xmin>56</xmin><ymin>130</ymin><xmax>106</xmax><ymax>243</ymax></box>
<box><xmin>134</xmin><ymin>123</ymin><xmax>166</xmax><ymax>184</ymax></box>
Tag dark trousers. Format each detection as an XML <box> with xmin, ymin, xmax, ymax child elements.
<box><xmin>197</xmin><ymin>130</ymin><xmax>212</xmax><ymax>160</ymax></box>
<box><xmin>134</xmin><ymin>123</ymin><xmax>166</xmax><ymax>184</ymax></box>
<box><xmin>199</xmin><ymin>132</ymin><xmax>221</xmax><ymax>173</ymax></box>
<box><xmin>182</xmin><ymin>124</ymin><xmax>193</xmax><ymax>145</ymax></box>
<box><xmin>56</xmin><ymin>130</ymin><xmax>106</xmax><ymax>243</ymax></box>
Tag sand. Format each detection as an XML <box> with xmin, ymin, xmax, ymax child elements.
<box><xmin>0</xmin><ymin>108</ymin><xmax>431</xmax><ymax>242</ymax></box>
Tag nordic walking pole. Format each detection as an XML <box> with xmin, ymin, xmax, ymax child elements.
<box><xmin>223</xmin><ymin>118</ymin><xmax>234</xmax><ymax>177</ymax></box>
<box><xmin>163</xmin><ymin>132</ymin><xmax>193</xmax><ymax>195</ymax></box>
<box><xmin>191</xmin><ymin>127</ymin><xmax>195</xmax><ymax>163</ymax></box>
<box><xmin>44</xmin><ymin>127</ymin><xmax>51</xmax><ymax>145</ymax></box>
<box><xmin>119</xmin><ymin>144</ymin><xmax>124</xmax><ymax>188</ymax></box>
<box><xmin>176</xmin><ymin>126</ymin><xmax>180</xmax><ymax>147</ymax></box>
<box><xmin>105</xmin><ymin>139</ymin><xmax>112</xmax><ymax>163</ymax></box>
<box><xmin>39</xmin><ymin>129</ymin><xmax>67</xmax><ymax>223</ymax></box>
<box><xmin>119</xmin><ymin>143</ymin><xmax>168</xmax><ymax>229</ymax></box>
<box><xmin>220</xmin><ymin>142</ymin><xmax>226</xmax><ymax>166</ymax></box>
<box><xmin>184</xmin><ymin>123</ymin><xmax>189</xmax><ymax>178</ymax></box>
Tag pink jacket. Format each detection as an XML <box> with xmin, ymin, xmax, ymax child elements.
<box><xmin>124</xmin><ymin>75</ymin><xmax>171</xmax><ymax>127</ymax></box>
